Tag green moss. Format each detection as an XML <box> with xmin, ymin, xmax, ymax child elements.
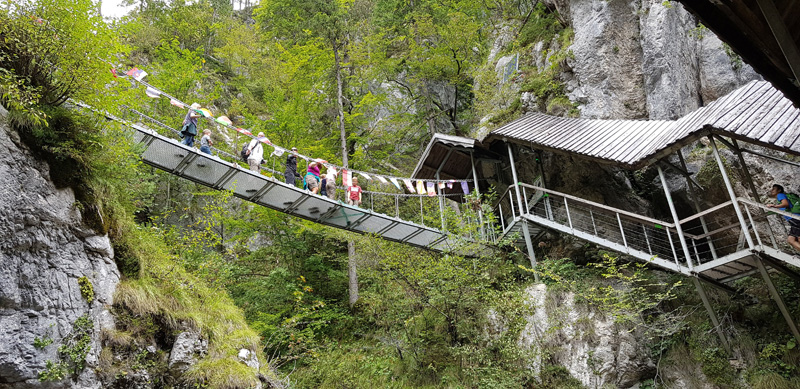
<box><xmin>78</xmin><ymin>276</ymin><xmax>94</xmax><ymax>304</ymax></box>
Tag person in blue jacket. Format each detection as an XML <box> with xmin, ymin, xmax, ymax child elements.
<box><xmin>767</xmin><ymin>184</ymin><xmax>800</xmax><ymax>251</ymax></box>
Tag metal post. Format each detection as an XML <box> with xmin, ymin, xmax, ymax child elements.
<box><xmin>744</xmin><ymin>205</ymin><xmax>764</xmax><ymax>247</ymax></box>
<box><xmin>643</xmin><ymin>225</ymin><xmax>653</xmax><ymax>255</ymax></box>
<box><xmin>730</xmin><ymin>138</ymin><xmax>778</xmax><ymax>248</ymax></box>
<box><xmin>755</xmin><ymin>255</ymin><xmax>800</xmax><ymax>342</ymax></box>
<box><xmin>499</xmin><ymin>203</ymin><xmax>506</xmax><ymax>231</ymax></box>
<box><xmin>590</xmin><ymin>209</ymin><xmax>598</xmax><ymax>235</ymax></box>
<box><xmin>395</xmin><ymin>195</ymin><xmax>399</xmax><ymax>218</ymax></box>
<box><xmin>510</xmin><ymin>192</ymin><xmax>517</xmax><ymax>219</ymax></box>
<box><xmin>564</xmin><ymin>198</ymin><xmax>573</xmax><ymax>230</ymax></box>
<box><xmin>507</xmin><ymin>143</ymin><xmax>526</xmax><ymax>219</ymax></box>
<box><xmin>523</xmin><ymin>186</ymin><xmax>529</xmax><ymax>214</ymax></box>
<box><xmin>617</xmin><ymin>213</ymin><xmax>628</xmax><ymax>250</ymax></box>
<box><xmin>692</xmin><ymin>278</ymin><xmax>733</xmax><ymax>355</ymax></box>
<box><xmin>522</xmin><ymin>221</ymin><xmax>541</xmax><ymax>282</ymax></box>
<box><xmin>710</xmin><ymin>136</ymin><xmax>755</xmax><ymax>250</ymax></box>
<box><xmin>658</xmin><ymin>165</ymin><xmax>695</xmax><ymax>270</ymax></box>
<box><xmin>435</xmin><ymin>148</ymin><xmax>454</xmax><ymax>232</ymax></box>
<box><xmin>678</xmin><ymin>151</ymin><xmax>719</xmax><ymax>260</ymax></box>
<box><xmin>666</xmin><ymin>227</ymin><xmax>680</xmax><ymax>268</ymax></box>
<box><xmin>470</xmin><ymin>152</ymin><xmax>485</xmax><ymax>240</ymax></box>
<box><xmin>420</xmin><ymin>195</ymin><xmax>424</xmax><ymax>226</ymax></box>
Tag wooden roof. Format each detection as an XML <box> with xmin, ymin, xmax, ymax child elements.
<box><xmin>483</xmin><ymin>80</ymin><xmax>800</xmax><ymax>169</ymax></box>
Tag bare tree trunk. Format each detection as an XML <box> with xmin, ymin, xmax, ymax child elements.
<box><xmin>334</xmin><ymin>43</ymin><xmax>359</xmax><ymax>307</ymax></box>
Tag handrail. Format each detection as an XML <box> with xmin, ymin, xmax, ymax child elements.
<box><xmin>518</xmin><ymin>183</ymin><xmax>675</xmax><ymax>228</ymax></box>
<box><xmin>678</xmin><ymin>200</ymin><xmax>733</xmax><ymax>225</ymax></box>
<box><xmin>738</xmin><ymin>197</ymin><xmax>800</xmax><ymax>222</ymax></box>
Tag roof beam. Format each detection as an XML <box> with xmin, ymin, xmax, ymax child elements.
<box><xmin>756</xmin><ymin>0</ymin><xmax>800</xmax><ymax>87</ymax></box>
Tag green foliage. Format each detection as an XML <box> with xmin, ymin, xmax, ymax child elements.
<box><xmin>723</xmin><ymin>43</ymin><xmax>744</xmax><ymax>71</ymax></box>
<box><xmin>39</xmin><ymin>314</ymin><xmax>93</xmax><ymax>381</ymax></box>
<box><xmin>34</xmin><ymin>335</ymin><xmax>54</xmax><ymax>349</ymax></box>
<box><xmin>78</xmin><ymin>276</ymin><xmax>94</xmax><ymax>304</ymax></box>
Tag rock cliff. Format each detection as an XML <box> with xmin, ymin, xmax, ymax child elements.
<box><xmin>0</xmin><ymin>107</ymin><xmax>120</xmax><ymax>388</ymax></box>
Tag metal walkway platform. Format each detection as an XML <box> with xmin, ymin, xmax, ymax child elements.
<box><xmin>130</xmin><ymin>123</ymin><xmax>460</xmax><ymax>252</ymax></box>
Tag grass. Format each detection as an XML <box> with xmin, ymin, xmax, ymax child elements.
<box><xmin>112</xmin><ymin>224</ymin><xmax>274</xmax><ymax>388</ymax></box>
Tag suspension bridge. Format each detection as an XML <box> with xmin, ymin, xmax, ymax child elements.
<box><xmin>92</xmin><ymin>79</ymin><xmax>800</xmax><ymax>348</ymax></box>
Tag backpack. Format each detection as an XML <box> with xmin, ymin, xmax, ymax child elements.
<box><xmin>786</xmin><ymin>193</ymin><xmax>800</xmax><ymax>214</ymax></box>
<box><xmin>240</xmin><ymin>143</ymin><xmax>250</xmax><ymax>162</ymax></box>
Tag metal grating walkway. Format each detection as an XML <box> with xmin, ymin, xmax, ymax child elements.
<box><xmin>130</xmin><ymin>123</ymin><xmax>460</xmax><ymax>252</ymax></box>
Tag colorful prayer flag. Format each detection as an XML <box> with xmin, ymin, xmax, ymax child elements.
<box><xmin>343</xmin><ymin>169</ymin><xmax>352</xmax><ymax>187</ymax></box>
<box><xmin>327</xmin><ymin>166</ymin><xmax>337</xmax><ymax>178</ymax></box>
<box><xmin>197</xmin><ymin>108</ymin><xmax>213</xmax><ymax>118</ymax></box>
<box><xmin>215</xmin><ymin>116</ymin><xmax>232</xmax><ymax>126</ymax></box>
<box><xmin>461</xmin><ymin>181</ymin><xmax>469</xmax><ymax>194</ymax></box>
<box><xmin>360</xmin><ymin>172</ymin><xmax>372</xmax><ymax>180</ymax></box>
<box><xmin>169</xmin><ymin>99</ymin><xmax>185</xmax><ymax>108</ymax></box>
<box><xmin>110</xmin><ymin>68</ymin><xmax>118</xmax><ymax>78</ymax></box>
<box><xmin>447</xmin><ymin>180</ymin><xmax>454</xmax><ymax>189</ymax></box>
<box><xmin>403</xmin><ymin>179</ymin><xmax>415</xmax><ymax>193</ymax></box>
<box><xmin>126</xmin><ymin>67</ymin><xmax>147</xmax><ymax>81</ymax></box>
<box><xmin>144</xmin><ymin>87</ymin><xmax>161</xmax><ymax>98</ymax></box>
<box><xmin>271</xmin><ymin>147</ymin><xmax>285</xmax><ymax>157</ymax></box>
<box><xmin>376</xmin><ymin>175</ymin><xmax>388</xmax><ymax>185</ymax></box>
<box><xmin>389</xmin><ymin>177</ymin><xmax>402</xmax><ymax>190</ymax></box>
<box><xmin>426</xmin><ymin>182</ymin><xmax>436</xmax><ymax>196</ymax></box>
<box><xmin>438</xmin><ymin>182</ymin><xmax>446</xmax><ymax>189</ymax></box>
<box><xmin>416</xmin><ymin>180</ymin><xmax>425</xmax><ymax>195</ymax></box>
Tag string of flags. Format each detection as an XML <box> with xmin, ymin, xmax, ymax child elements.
<box><xmin>122</xmin><ymin>66</ymin><xmax>474</xmax><ymax>195</ymax></box>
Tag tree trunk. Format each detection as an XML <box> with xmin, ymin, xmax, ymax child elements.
<box><xmin>334</xmin><ymin>42</ymin><xmax>359</xmax><ymax>307</ymax></box>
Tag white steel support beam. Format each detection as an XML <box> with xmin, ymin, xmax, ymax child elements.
<box><xmin>677</xmin><ymin>151</ymin><xmax>718</xmax><ymax>260</ymax></box>
<box><xmin>435</xmin><ymin>147</ymin><xmax>454</xmax><ymax>231</ymax></box>
<box><xmin>507</xmin><ymin>143</ymin><xmax>525</xmax><ymax>217</ymax></box>
<box><xmin>728</xmin><ymin>137</ymin><xmax>779</xmax><ymax>248</ymax></box>
<box><xmin>692</xmin><ymin>277</ymin><xmax>733</xmax><ymax>355</ymax></box>
<box><xmin>709</xmin><ymin>136</ymin><xmax>755</xmax><ymax>250</ymax></box>
<box><xmin>521</xmin><ymin>221</ymin><xmax>540</xmax><ymax>282</ymax></box>
<box><xmin>471</xmin><ymin>151</ymin><xmax>485</xmax><ymax>240</ymax></box>
<box><xmin>658</xmin><ymin>165</ymin><xmax>695</xmax><ymax>270</ymax></box>
<box><xmin>755</xmin><ymin>255</ymin><xmax>800</xmax><ymax>342</ymax></box>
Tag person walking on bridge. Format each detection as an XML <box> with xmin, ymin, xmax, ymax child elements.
<box><xmin>304</xmin><ymin>161</ymin><xmax>321</xmax><ymax>194</ymax></box>
<box><xmin>285</xmin><ymin>147</ymin><xmax>298</xmax><ymax>186</ymax></box>
<box><xmin>246</xmin><ymin>132</ymin><xmax>268</xmax><ymax>173</ymax></box>
<box><xmin>180</xmin><ymin>104</ymin><xmax>201</xmax><ymax>147</ymax></box>
<box><xmin>767</xmin><ymin>184</ymin><xmax>800</xmax><ymax>251</ymax></box>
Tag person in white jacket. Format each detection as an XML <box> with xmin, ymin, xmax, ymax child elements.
<box><xmin>246</xmin><ymin>132</ymin><xmax>268</xmax><ymax>172</ymax></box>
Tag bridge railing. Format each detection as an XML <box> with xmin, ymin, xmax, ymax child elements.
<box><xmin>738</xmin><ymin>198</ymin><xmax>800</xmax><ymax>255</ymax></box>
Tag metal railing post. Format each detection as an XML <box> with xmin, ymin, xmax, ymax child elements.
<box><xmin>744</xmin><ymin>203</ymin><xmax>764</xmax><ymax>247</ymax></box>
<box><xmin>658</xmin><ymin>165</ymin><xmax>695</xmax><ymax>270</ymax></box>
<box><xmin>499</xmin><ymin>203</ymin><xmax>506</xmax><ymax>231</ymax></box>
<box><xmin>643</xmin><ymin>225</ymin><xmax>653</xmax><ymax>255</ymax></box>
<box><xmin>617</xmin><ymin>213</ymin><xmax>628</xmax><ymax>251</ymax></box>
<box><xmin>564</xmin><ymin>198</ymin><xmax>573</xmax><ymax>231</ymax></box>
<box><xmin>710</xmin><ymin>136</ymin><xmax>755</xmax><ymax>250</ymax></box>
<box><xmin>590</xmin><ymin>209</ymin><xmax>598</xmax><ymax>235</ymax></box>
<box><xmin>666</xmin><ymin>227</ymin><xmax>680</xmax><ymax>268</ymax></box>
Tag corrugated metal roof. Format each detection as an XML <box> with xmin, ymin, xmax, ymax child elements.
<box><xmin>484</xmin><ymin>81</ymin><xmax>800</xmax><ymax>168</ymax></box>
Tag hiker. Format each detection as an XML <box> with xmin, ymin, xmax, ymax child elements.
<box><xmin>199</xmin><ymin>129</ymin><xmax>213</xmax><ymax>155</ymax></box>
<box><xmin>180</xmin><ymin>104</ymin><xmax>201</xmax><ymax>147</ymax></box>
<box><xmin>767</xmin><ymin>184</ymin><xmax>800</xmax><ymax>250</ymax></box>
<box><xmin>320</xmin><ymin>174</ymin><xmax>328</xmax><ymax>197</ymax></box>
<box><xmin>304</xmin><ymin>161</ymin><xmax>321</xmax><ymax>194</ymax></box>
<box><xmin>285</xmin><ymin>147</ymin><xmax>298</xmax><ymax>186</ymax></box>
<box><xmin>326</xmin><ymin>170</ymin><xmax>337</xmax><ymax>200</ymax></box>
<box><xmin>347</xmin><ymin>176</ymin><xmax>362</xmax><ymax>206</ymax></box>
<box><xmin>246</xmin><ymin>132</ymin><xmax>268</xmax><ymax>172</ymax></box>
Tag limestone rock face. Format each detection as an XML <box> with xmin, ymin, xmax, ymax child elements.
<box><xmin>0</xmin><ymin>115</ymin><xmax>120</xmax><ymax>388</ymax></box>
<box><xmin>531</xmin><ymin>0</ymin><xmax>761</xmax><ymax>120</ymax></box>
<box><xmin>565</xmin><ymin>0</ymin><xmax>648</xmax><ymax>119</ymax></box>
<box><xmin>168</xmin><ymin>331</ymin><xmax>208</xmax><ymax>375</ymax></box>
<box><xmin>519</xmin><ymin>284</ymin><xmax>656</xmax><ymax>388</ymax></box>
